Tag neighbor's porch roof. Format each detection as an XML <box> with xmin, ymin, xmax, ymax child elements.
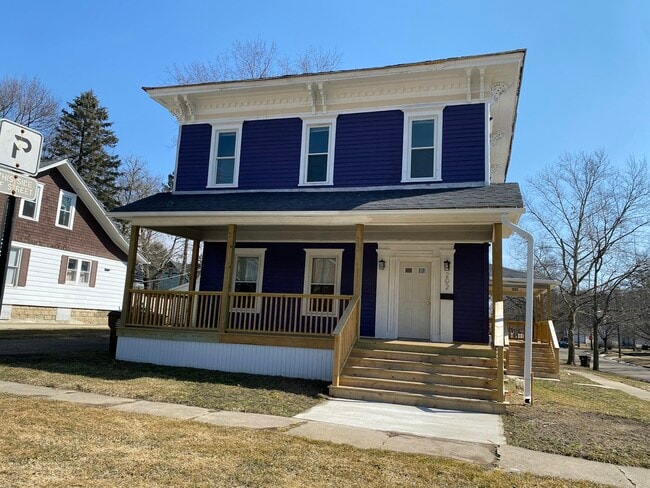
<box><xmin>111</xmin><ymin>183</ymin><xmax>524</xmax><ymax>241</ymax></box>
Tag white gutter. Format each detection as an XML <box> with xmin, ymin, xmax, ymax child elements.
<box><xmin>501</xmin><ymin>214</ymin><xmax>534</xmax><ymax>403</ymax></box>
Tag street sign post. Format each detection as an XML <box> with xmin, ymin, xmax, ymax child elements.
<box><xmin>0</xmin><ymin>119</ymin><xmax>43</xmax><ymax>176</ymax></box>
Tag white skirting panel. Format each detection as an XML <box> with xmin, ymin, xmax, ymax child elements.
<box><xmin>116</xmin><ymin>337</ymin><xmax>334</xmax><ymax>381</ymax></box>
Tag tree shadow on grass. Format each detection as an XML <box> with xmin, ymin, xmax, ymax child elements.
<box><xmin>0</xmin><ymin>351</ymin><xmax>329</xmax><ymax>399</ymax></box>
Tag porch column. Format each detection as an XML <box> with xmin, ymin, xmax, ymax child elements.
<box><xmin>187</xmin><ymin>240</ymin><xmax>201</xmax><ymax>327</ymax></box>
<box><xmin>120</xmin><ymin>225</ymin><xmax>140</xmax><ymax>328</ymax></box>
<box><xmin>492</xmin><ymin>223</ymin><xmax>505</xmax><ymax>403</ymax></box>
<box><xmin>353</xmin><ymin>224</ymin><xmax>364</xmax><ymax>336</ymax></box>
<box><xmin>218</xmin><ymin>225</ymin><xmax>237</xmax><ymax>333</ymax></box>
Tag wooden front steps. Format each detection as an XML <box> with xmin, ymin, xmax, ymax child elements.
<box><xmin>506</xmin><ymin>341</ymin><xmax>560</xmax><ymax>379</ymax></box>
<box><xmin>329</xmin><ymin>339</ymin><xmax>506</xmax><ymax>414</ymax></box>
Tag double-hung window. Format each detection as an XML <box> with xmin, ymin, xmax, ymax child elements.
<box><xmin>66</xmin><ymin>258</ymin><xmax>92</xmax><ymax>285</ymax></box>
<box><xmin>208</xmin><ymin>124</ymin><xmax>242</xmax><ymax>187</ymax></box>
<box><xmin>5</xmin><ymin>247</ymin><xmax>21</xmax><ymax>286</ymax></box>
<box><xmin>56</xmin><ymin>190</ymin><xmax>77</xmax><ymax>229</ymax></box>
<box><xmin>303</xmin><ymin>249</ymin><xmax>343</xmax><ymax>314</ymax></box>
<box><xmin>231</xmin><ymin>248</ymin><xmax>266</xmax><ymax>311</ymax></box>
<box><xmin>300</xmin><ymin>117</ymin><xmax>336</xmax><ymax>186</ymax></box>
<box><xmin>402</xmin><ymin>109</ymin><xmax>443</xmax><ymax>182</ymax></box>
<box><xmin>19</xmin><ymin>184</ymin><xmax>44</xmax><ymax>221</ymax></box>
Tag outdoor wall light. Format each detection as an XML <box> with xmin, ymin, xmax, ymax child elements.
<box><xmin>444</xmin><ymin>259</ymin><xmax>451</xmax><ymax>271</ymax></box>
<box><xmin>378</xmin><ymin>259</ymin><xmax>386</xmax><ymax>271</ymax></box>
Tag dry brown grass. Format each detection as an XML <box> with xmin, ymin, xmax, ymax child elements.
<box><xmin>0</xmin><ymin>352</ymin><xmax>328</xmax><ymax>417</ymax></box>
<box><xmin>0</xmin><ymin>394</ymin><xmax>607</xmax><ymax>488</ymax></box>
<box><xmin>503</xmin><ymin>371</ymin><xmax>650</xmax><ymax>467</ymax></box>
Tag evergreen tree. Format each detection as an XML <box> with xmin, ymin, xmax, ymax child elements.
<box><xmin>48</xmin><ymin>91</ymin><xmax>121</xmax><ymax>209</ymax></box>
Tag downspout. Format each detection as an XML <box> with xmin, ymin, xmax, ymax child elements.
<box><xmin>501</xmin><ymin>214</ymin><xmax>534</xmax><ymax>403</ymax></box>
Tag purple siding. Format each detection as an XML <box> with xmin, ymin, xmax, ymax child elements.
<box><xmin>239</xmin><ymin>118</ymin><xmax>302</xmax><ymax>189</ymax></box>
<box><xmin>175</xmin><ymin>124</ymin><xmax>211</xmax><ymax>191</ymax></box>
<box><xmin>334</xmin><ymin>110</ymin><xmax>404</xmax><ymax>187</ymax></box>
<box><xmin>200</xmin><ymin>241</ymin><xmax>377</xmax><ymax>335</ymax></box>
<box><xmin>453</xmin><ymin>243</ymin><xmax>489</xmax><ymax>343</ymax></box>
<box><xmin>441</xmin><ymin>104</ymin><xmax>485</xmax><ymax>182</ymax></box>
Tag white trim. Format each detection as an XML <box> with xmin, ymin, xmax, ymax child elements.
<box><xmin>299</xmin><ymin>116</ymin><xmax>337</xmax><ymax>186</ymax></box>
<box><xmin>55</xmin><ymin>190</ymin><xmax>76</xmax><ymax>230</ymax></box>
<box><xmin>18</xmin><ymin>183</ymin><xmax>44</xmax><ymax>221</ymax></box>
<box><xmin>5</xmin><ymin>246</ymin><xmax>22</xmax><ymax>287</ymax></box>
<box><xmin>207</xmin><ymin>122</ymin><xmax>243</xmax><ymax>188</ymax></box>
<box><xmin>401</xmin><ymin>108</ymin><xmax>443</xmax><ymax>183</ymax></box>
<box><xmin>485</xmin><ymin>103</ymin><xmax>491</xmax><ymax>184</ymax></box>
<box><xmin>65</xmin><ymin>257</ymin><xmax>92</xmax><ymax>286</ymax></box>
<box><xmin>231</xmin><ymin>248</ymin><xmax>266</xmax><ymax>312</ymax></box>
<box><xmin>172</xmin><ymin>124</ymin><xmax>182</xmax><ymax>192</ymax></box>
<box><xmin>302</xmin><ymin>248</ymin><xmax>343</xmax><ymax>315</ymax></box>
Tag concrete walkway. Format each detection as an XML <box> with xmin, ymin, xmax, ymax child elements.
<box><xmin>0</xmin><ymin>380</ymin><xmax>648</xmax><ymax>487</ymax></box>
<box><xmin>571</xmin><ymin>369</ymin><xmax>650</xmax><ymax>401</ymax></box>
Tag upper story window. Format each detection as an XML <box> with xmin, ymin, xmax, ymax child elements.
<box><xmin>56</xmin><ymin>190</ymin><xmax>77</xmax><ymax>229</ymax></box>
<box><xmin>19</xmin><ymin>184</ymin><xmax>44</xmax><ymax>221</ymax></box>
<box><xmin>300</xmin><ymin>118</ymin><xmax>336</xmax><ymax>186</ymax></box>
<box><xmin>66</xmin><ymin>257</ymin><xmax>91</xmax><ymax>285</ymax></box>
<box><xmin>208</xmin><ymin>124</ymin><xmax>242</xmax><ymax>188</ymax></box>
<box><xmin>402</xmin><ymin>109</ymin><xmax>443</xmax><ymax>182</ymax></box>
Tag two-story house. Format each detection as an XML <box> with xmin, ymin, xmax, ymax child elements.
<box><xmin>1</xmin><ymin>159</ymin><xmax>135</xmax><ymax>325</ymax></box>
<box><xmin>112</xmin><ymin>50</ymin><xmax>528</xmax><ymax>412</ymax></box>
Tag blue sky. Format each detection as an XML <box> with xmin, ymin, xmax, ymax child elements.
<box><xmin>2</xmin><ymin>0</ymin><xmax>648</xmax><ymax>185</ymax></box>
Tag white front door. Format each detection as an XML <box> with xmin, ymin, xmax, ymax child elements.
<box><xmin>398</xmin><ymin>262</ymin><xmax>431</xmax><ymax>340</ymax></box>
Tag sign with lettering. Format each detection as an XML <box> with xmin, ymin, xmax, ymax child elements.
<box><xmin>0</xmin><ymin>168</ymin><xmax>38</xmax><ymax>201</ymax></box>
<box><xmin>0</xmin><ymin>119</ymin><xmax>43</xmax><ymax>176</ymax></box>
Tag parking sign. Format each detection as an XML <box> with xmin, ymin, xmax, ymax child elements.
<box><xmin>0</xmin><ymin>119</ymin><xmax>44</xmax><ymax>176</ymax></box>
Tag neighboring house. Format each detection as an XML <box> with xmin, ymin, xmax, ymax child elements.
<box><xmin>0</xmin><ymin>160</ymin><xmax>137</xmax><ymax>325</ymax></box>
<box><xmin>112</xmin><ymin>50</ymin><xmax>529</xmax><ymax>412</ymax></box>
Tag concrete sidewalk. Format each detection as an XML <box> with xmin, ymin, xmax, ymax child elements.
<box><xmin>571</xmin><ymin>369</ymin><xmax>650</xmax><ymax>402</ymax></box>
<box><xmin>0</xmin><ymin>380</ymin><xmax>648</xmax><ymax>487</ymax></box>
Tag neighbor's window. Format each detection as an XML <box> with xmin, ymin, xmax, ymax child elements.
<box><xmin>19</xmin><ymin>184</ymin><xmax>44</xmax><ymax>221</ymax></box>
<box><xmin>402</xmin><ymin>110</ymin><xmax>442</xmax><ymax>182</ymax></box>
<box><xmin>5</xmin><ymin>247</ymin><xmax>21</xmax><ymax>286</ymax></box>
<box><xmin>56</xmin><ymin>190</ymin><xmax>77</xmax><ymax>229</ymax></box>
<box><xmin>208</xmin><ymin>125</ymin><xmax>241</xmax><ymax>187</ymax></box>
<box><xmin>300</xmin><ymin>118</ymin><xmax>336</xmax><ymax>186</ymax></box>
<box><xmin>66</xmin><ymin>258</ymin><xmax>91</xmax><ymax>285</ymax></box>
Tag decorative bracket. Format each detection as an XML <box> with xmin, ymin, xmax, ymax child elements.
<box><xmin>490</xmin><ymin>81</ymin><xmax>510</xmax><ymax>102</ymax></box>
<box><xmin>172</xmin><ymin>95</ymin><xmax>187</xmax><ymax>122</ymax></box>
<box><xmin>318</xmin><ymin>82</ymin><xmax>327</xmax><ymax>113</ymax></box>
<box><xmin>306</xmin><ymin>83</ymin><xmax>317</xmax><ymax>114</ymax></box>
<box><xmin>465</xmin><ymin>68</ymin><xmax>472</xmax><ymax>101</ymax></box>
<box><xmin>183</xmin><ymin>95</ymin><xmax>195</xmax><ymax>122</ymax></box>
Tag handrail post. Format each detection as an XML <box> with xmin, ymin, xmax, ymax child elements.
<box><xmin>120</xmin><ymin>225</ymin><xmax>140</xmax><ymax>329</ymax></box>
<box><xmin>218</xmin><ymin>225</ymin><xmax>237</xmax><ymax>333</ymax></box>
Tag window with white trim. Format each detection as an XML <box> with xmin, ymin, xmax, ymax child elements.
<box><xmin>231</xmin><ymin>248</ymin><xmax>266</xmax><ymax>311</ymax></box>
<box><xmin>402</xmin><ymin>109</ymin><xmax>443</xmax><ymax>182</ymax></box>
<box><xmin>66</xmin><ymin>258</ymin><xmax>92</xmax><ymax>286</ymax></box>
<box><xmin>5</xmin><ymin>247</ymin><xmax>21</xmax><ymax>286</ymax></box>
<box><xmin>300</xmin><ymin>118</ymin><xmax>336</xmax><ymax>186</ymax></box>
<box><xmin>56</xmin><ymin>190</ymin><xmax>77</xmax><ymax>229</ymax></box>
<box><xmin>208</xmin><ymin>124</ymin><xmax>242</xmax><ymax>187</ymax></box>
<box><xmin>303</xmin><ymin>249</ymin><xmax>343</xmax><ymax>314</ymax></box>
<box><xmin>19</xmin><ymin>183</ymin><xmax>44</xmax><ymax>221</ymax></box>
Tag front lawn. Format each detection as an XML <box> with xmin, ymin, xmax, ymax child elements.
<box><xmin>503</xmin><ymin>371</ymin><xmax>650</xmax><ymax>468</ymax></box>
<box><xmin>0</xmin><ymin>351</ymin><xmax>327</xmax><ymax>417</ymax></box>
<box><xmin>0</xmin><ymin>394</ymin><xmax>605</xmax><ymax>488</ymax></box>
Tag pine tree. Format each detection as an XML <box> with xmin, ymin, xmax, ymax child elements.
<box><xmin>48</xmin><ymin>91</ymin><xmax>121</xmax><ymax>209</ymax></box>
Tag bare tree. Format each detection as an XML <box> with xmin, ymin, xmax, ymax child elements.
<box><xmin>524</xmin><ymin>151</ymin><xmax>649</xmax><ymax>368</ymax></box>
<box><xmin>116</xmin><ymin>156</ymin><xmax>188</xmax><ymax>289</ymax></box>
<box><xmin>0</xmin><ymin>75</ymin><xmax>60</xmax><ymax>143</ymax></box>
<box><xmin>166</xmin><ymin>38</ymin><xmax>342</xmax><ymax>84</ymax></box>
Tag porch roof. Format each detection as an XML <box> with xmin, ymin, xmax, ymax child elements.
<box><xmin>112</xmin><ymin>183</ymin><xmax>523</xmax><ymax>215</ymax></box>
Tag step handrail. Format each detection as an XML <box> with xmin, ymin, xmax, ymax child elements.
<box><xmin>331</xmin><ymin>295</ymin><xmax>360</xmax><ymax>387</ymax></box>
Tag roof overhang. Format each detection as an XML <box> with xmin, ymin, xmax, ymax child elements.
<box><xmin>144</xmin><ymin>50</ymin><xmax>525</xmax><ymax>183</ymax></box>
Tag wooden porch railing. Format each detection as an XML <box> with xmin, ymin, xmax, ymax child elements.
<box><xmin>124</xmin><ymin>290</ymin><xmax>352</xmax><ymax>336</ymax></box>
<box><xmin>331</xmin><ymin>296</ymin><xmax>360</xmax><ymax>387</ymax></box>
<box><xmin>506</xmin><ymin>319</ymin><xmax>560</xmax><ymax>375</ymax></box>
<box><xmin>226</xmin><ymin>293</ymin><xmax>352</xmax><ymax>335</ymax></box>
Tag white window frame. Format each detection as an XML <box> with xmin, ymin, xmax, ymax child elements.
<box><xmin>207</xmin><ymin>123</ymin><xmax>243</xmax><ymax>188</ymax></box>
<box><xmin>65</xmin><ymin>257</ymin><xmax>92</xmax><ymax>286</ymax></box>
<box><xmin>55</xmin><ymin>190</ymin><xmax>77</xmax><ymax>230</ymax></box>
<box><xmin>18</xmin><ymin>183</ymin><xmax>44</xmax><ymax>222</ymax></box>
<box><xmin>5</xmin><ymin>247</ymin><xmax>22</xmax><ymax>287</ymax></box>
<box><xmin>299</xmin><ymin>116</ymin><xmax>336</xmax><ymax>186</ymax></box>
<box><xmin>302</xmin><ymin>248</ymin><xmax>344</xmax><ymax>315</ymax></box>
<box><xmin>401</xmin><ymin>108</ymin><xmax>443</xmax><ymax>183</ymax></box>
<box><xmin>231</xmin><ymin>248</ymin><xmax>266</xmax><ymax>312</ymax></box>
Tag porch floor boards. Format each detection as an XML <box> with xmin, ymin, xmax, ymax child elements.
<box><xmin>330</xmin><ymin>339</ymin><xmax>506</xmax><ymax>414</ymax></box>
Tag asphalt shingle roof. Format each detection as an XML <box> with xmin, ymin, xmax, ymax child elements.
<box><xmin>111</xmin><ymin>183</ymin><xmax>523</xmax><ymax>214</ymax></box>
